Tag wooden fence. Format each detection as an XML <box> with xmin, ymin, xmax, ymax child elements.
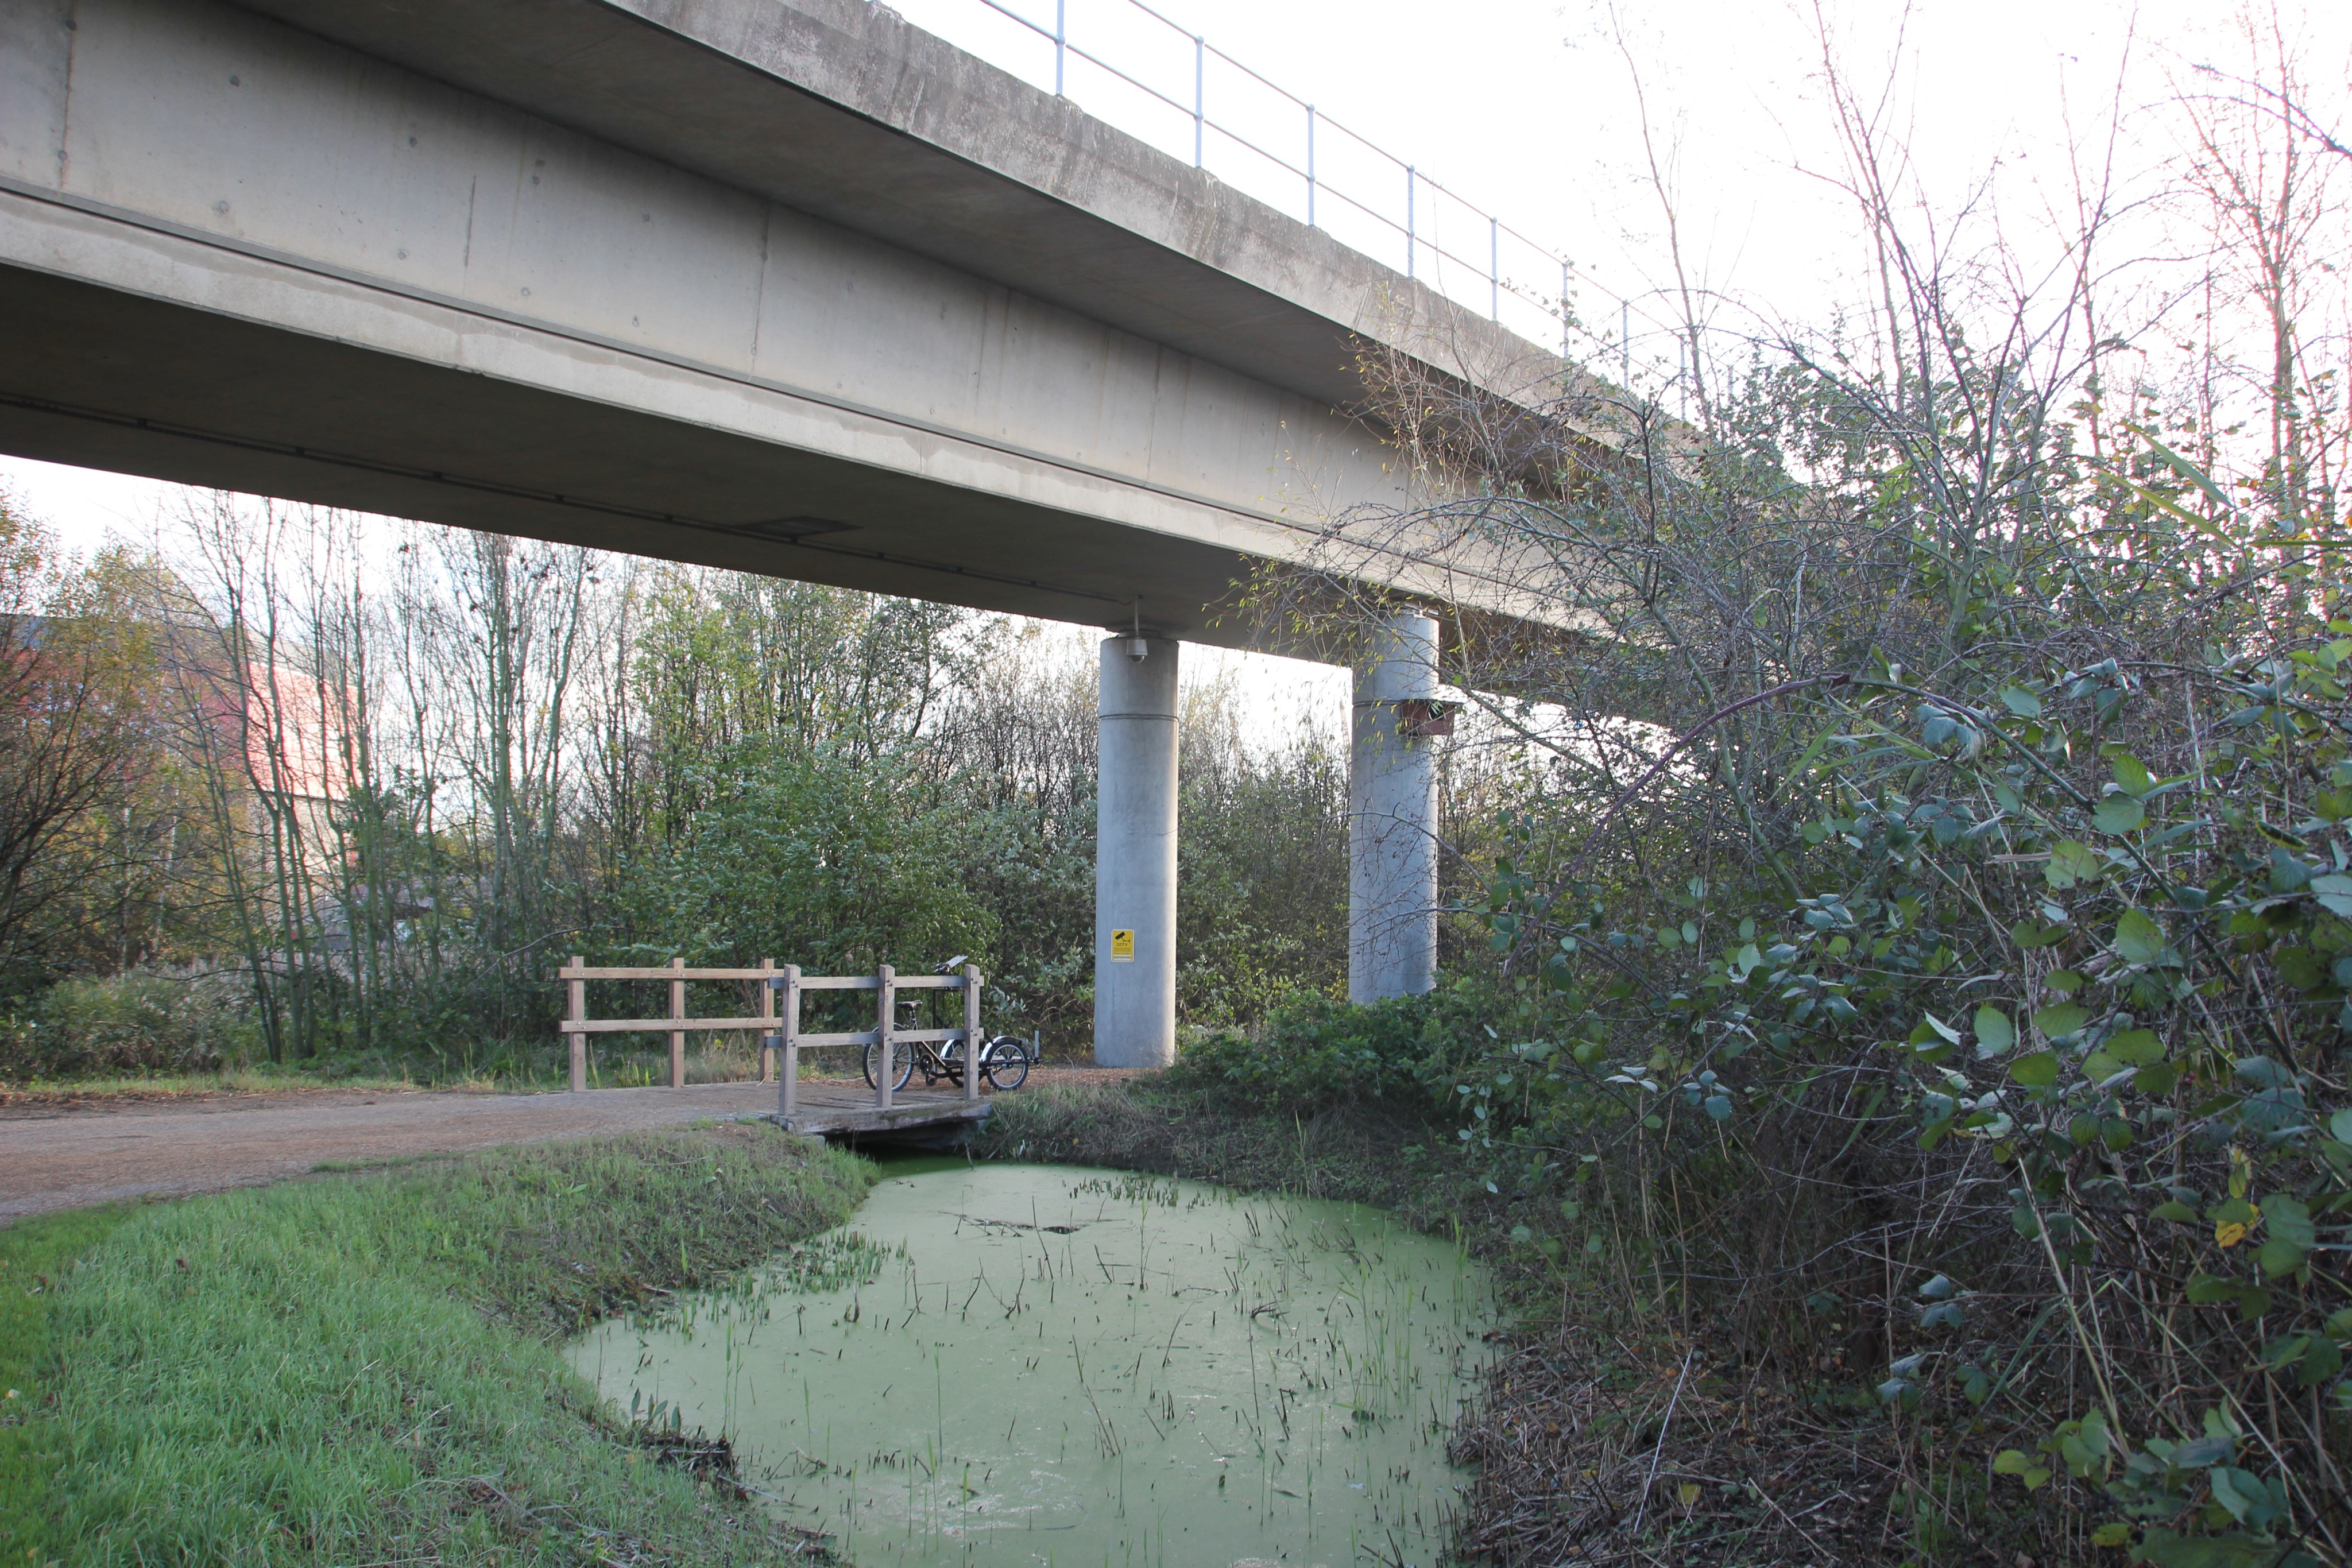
<box><xmin>556</xmin><ymin>958</ymin><xmax>983</xmax><ymax>1118</ymax></box>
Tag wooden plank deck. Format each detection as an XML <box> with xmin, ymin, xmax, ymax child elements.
<box><xmin>772</xmin><ymin>1078</ymin><xmax>995</xmax><ymax>1139</ymax></box>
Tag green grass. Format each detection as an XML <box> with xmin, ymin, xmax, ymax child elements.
<box><xmin>1</xmin><ymin>1203</ymin><xmax>144</xmax><ymax>1562</ymax></box>
<box><xmin>3</xmin><ymin>1124</ymin><xmax>875</xmax><ymax>1565</ymax></box>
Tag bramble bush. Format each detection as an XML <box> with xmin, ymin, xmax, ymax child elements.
<box><xmin>1463</xmin><ymin>613</ymin><xmax>2352</xmax><ymax>1563</ymax></box>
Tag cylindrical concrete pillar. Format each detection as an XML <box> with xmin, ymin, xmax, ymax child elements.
<box><xmin>1095</xmin><ymin>635</ymin><xmax>1180</xmax><ymax>1066</ymax></box>
<box><xmin>1350</xmin><ymin>613</ymin><xmax>1441</xmax><ymax>1002</ymax></box>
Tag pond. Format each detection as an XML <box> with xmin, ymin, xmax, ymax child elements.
<box><xmin>569</xmin><ymin>1160</ymin><xmax>1497</xmax><ymax>1567</ymax></box>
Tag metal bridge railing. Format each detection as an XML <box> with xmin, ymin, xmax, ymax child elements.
<box><xmin>883</xmin><ymin>0</ymin><xmax>1693</xmax><ymax>385</ymax></box>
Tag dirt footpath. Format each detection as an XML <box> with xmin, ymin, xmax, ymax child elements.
<box><xmin>0</xmin><ymin>1082</ymin><xmax>784</xmax><ymax>1220</ymax></box>
<box><xmin>0</xmin><ymin>1066</ymin><xmax>1150</xmax><ymax>1221</ymax></box>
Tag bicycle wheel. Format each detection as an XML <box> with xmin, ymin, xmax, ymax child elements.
<box><xmin>981</xmin><ymin>1036</ymin><xmax>1031</xmax><ymax>1091</ymax></box>
<box><xmin>862</xmin><ymin>1041</ymin><xmax>915</xmax><ymax>1092</ymax></box>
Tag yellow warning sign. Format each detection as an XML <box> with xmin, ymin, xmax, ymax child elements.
<box><xmin>1108</xmin><ymin>929</ymin><xmax>1135</xmax><ymax>962</ymax></box>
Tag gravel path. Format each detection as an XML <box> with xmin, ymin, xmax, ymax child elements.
<box><xmin>0</xmin><ymin>1066</ymin><xmax>1150</xmax><ymax>1221</ymax></box>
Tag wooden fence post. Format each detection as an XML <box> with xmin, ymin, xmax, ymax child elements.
<box><xmin>962</xmin><ymin>963</ymin><xmax>982</xmax><ymax>1104</ymax></box>
<box><xmin>875</xmin><ymin>963</ymin><xmax>895</xmax><ymax>1110</ymax></box>
<box><xmin>566</xmin><ymin>955</ymin><xmax>587</xmax><ymax>1092</ymax></box>
<box><xmin>759</xmin><ymin>958</ymin><xmax>776</xmax><ymax>1083</ymax></box>
<box><xmin>669</xmin><ymin>955</ymin><xmax>687</xmax><ymax>1089</ymax></box>
<box><xmin>777</xmin><ymin>963</ymin><xmax>801</xmax><ymax>1123</ymax></box>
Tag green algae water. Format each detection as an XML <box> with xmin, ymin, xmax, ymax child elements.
<box><xmin>568</xmin><ymin>1162</ymin><xmax>1495</xmax><ymax>1567</ymax></box>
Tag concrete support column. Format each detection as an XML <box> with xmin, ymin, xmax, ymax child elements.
<box><xmin>1095</xmin><ymin>636</ymin><xmax>1181</xmax><ymax>1066</ymax></box>
<box><xmin>1350</xmin><ymin>613</ymin><xmax>1442</xmax><ymax>1002</ymax></box>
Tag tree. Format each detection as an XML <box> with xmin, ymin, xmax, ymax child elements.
<box><xmin>0</xmin><ymin>501</ymin><xmax>171</xmax><ymax>994</ymax></box>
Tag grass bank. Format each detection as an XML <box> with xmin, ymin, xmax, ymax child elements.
<box><xmin>2</xmin><ymin>1124</ymin><xmax>873</xmax><ymax>1565</ymax></box>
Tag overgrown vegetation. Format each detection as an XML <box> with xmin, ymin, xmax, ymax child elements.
<box><xmin>2</xmin><ymin>1125</ymin><xmax>872</xmax><ymax>1564</ymax></box>
<box><xmin>1214</xmin><ymin>15</ymin><xmax>2352</xmax><ymax>1565</ymax></box>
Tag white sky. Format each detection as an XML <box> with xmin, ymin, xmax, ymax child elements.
<box><xmin>5</xmin><ymin>0</ymin><xmax>2345</xmax><ymax>729</ymax></box>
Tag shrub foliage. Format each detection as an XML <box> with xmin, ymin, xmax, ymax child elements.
<box><xmin>1230</xmin><ymin>58</ymin><xmax>2352</xmax><ymax>1553</ymax></box>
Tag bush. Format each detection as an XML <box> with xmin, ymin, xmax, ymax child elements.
<box><xmin>1170</xmin><ymin>984</ymin><xmax>1507</xmax><ymax>1112</ymax></box>
<box><xmin>0</xmin><ymin>967</ymin><xmax>258</xmax><ymax>1078</ymax></box>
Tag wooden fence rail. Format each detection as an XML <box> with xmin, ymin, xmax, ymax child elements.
<box><xmin>557</xmin><ymin>958</ymin><xmax>984</xmax><ymax>1120</ymax></box>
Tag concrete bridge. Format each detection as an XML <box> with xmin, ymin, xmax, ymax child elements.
<box><xmin>0</xmin><ymin>0</ymin><xmax>1574</xmax><ymax>1064</ymax></box>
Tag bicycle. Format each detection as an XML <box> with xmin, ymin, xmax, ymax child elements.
<box><xmin>860</xmin><ymin>958</ymin><xmax>1032</xmax><ymax>1093</ymax></box>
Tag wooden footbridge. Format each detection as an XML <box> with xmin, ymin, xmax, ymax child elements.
<box><xmin>556</xmin><ymin>958</ymin><xmax>998</xmax><ymax>1140</ymax></box>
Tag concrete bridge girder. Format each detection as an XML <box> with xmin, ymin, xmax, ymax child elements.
<box><xmin>0</xmin><ymin>0</ymin><xmax>1430</xmax><ymax>643</ymax></box>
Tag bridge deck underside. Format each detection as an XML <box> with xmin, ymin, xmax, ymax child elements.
<box><xmin>0</xmin><ymin>0</ymin><xmax>1577</xmax><ymax>653</ymax></box>
<box><xmin>0</xmin><ymin>261</ymin><xmax>1267</xmax><ymax>641</ymax></box>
